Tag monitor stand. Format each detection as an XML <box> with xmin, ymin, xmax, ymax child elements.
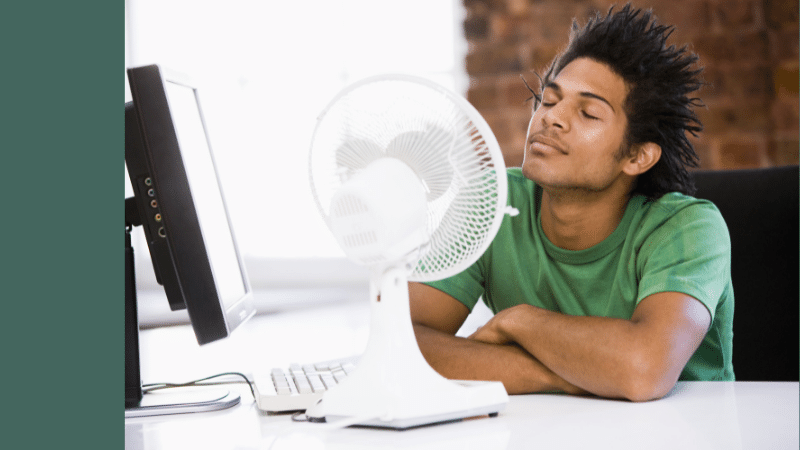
<box><xmin>125</xmin><ymin>387</ymin><xmax>240</xmax><ymax>419</ymax></box>
<box><xmin>125</xmin><ymin>199</ymin><xmax>240</xmax><ymax>418</ymax></box>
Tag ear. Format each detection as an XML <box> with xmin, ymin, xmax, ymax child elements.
<box><xmin>622</xmin><ymin>142</ymin><xmax>661</xmax><ymax>176</ymax></box>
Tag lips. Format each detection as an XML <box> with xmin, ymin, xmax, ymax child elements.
<box><xmin>529</xmin><ymin>134</ymin><xmax>568</xmax><ymax>155</ymax></box>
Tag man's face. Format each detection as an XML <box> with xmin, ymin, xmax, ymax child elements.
<box><xmin>522</xmin><ymin>57</ymin><xmax>631</xmax><ymax>193</ymax></box>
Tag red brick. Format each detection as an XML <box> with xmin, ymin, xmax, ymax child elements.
<box><xmin>504</xmin><ymin>76</ymin><xmax>537</xmax><ymax>107</ymax></box>
<box><xmin>694</xmin><ymin>33</ymin><xmax>737</xmax><ymax>62</ymax></box>
<box><xmin>691</xmin><ymin>137</ymin><xmax>715</xmax><ymax>169</ymax></box>
<box><xmin>528</xmin><ymin>3</ymin><xmax>581</xmax><ymax>41</ymax></box>
<box><xmin>482</xmin><ymin>113</ymin><xmax>512</xmax><ymax>142</ymax></box>
<box><xmin>718</xmin><ymin>138</ymin><xmax>767</xmax><ymax>168</ymax></box>
<box><xmin>765</xmin><ymin>0</ymin><xmax>800</xmax><ymax>28</ymax></box>
<box><xmin>509</xmin><ymin>0</ymin><xmax>533</xmax><ymax>17</ymax></box>
<box><xmin>467</xmin><ymin>83</ymin><xmax>499</xmax><ymax>109</ymax></box>
<box><xmin>465</xmin><ymin>46</ymin><xmax>494</xmax><ymax>74</ymax></box>
<box><xmin>500</xmin><ymin>147</ymin><xmax>524</xmax><ymax>168</ymax></box>
<box><xmin>528</xmin><ymin>44</ymin><xmax>560</xmax><ymax>72</ymax></box>
<box><xmin>733</xmin><ymin>30</ymin><xmax>771</xmax><ymax>63</ymax></box>
<box><xmin>490</xmin><ymin>13</ymin><xmax>530</xmax><ymax>43</ymax></box>
<box><xmin>693</xmin><ymin>31</ymin><xmax>767</xmax><ymax>64</ymax></box>
<box><xmin>768</xmin><ymin>138</ymin><xmax>800</xmax><ymax>165</ymax></box>
<box><xmin>698</xmin><ymin>63</ymin><xmax>725</xmax><ymax>99</ymax></box>
<box><xmin>771</xmin><ymin>98</ymin><xmax>800</xmax><ymax>131</ymax></box>
<box><xmin>724</xmin><ymin>65</ymin><xmax>773</xmax><ymax>99</ymax></box>
<box><xmin>468</xmin><ymin>0</ymin><xmax>506</xmax><ymax>11</ymax></box>
<box><xmin>465</xmin><ymin>15</ymin><xmax>490</xmax><ymax>40</ymax></box>
<box><xmin>466</xmin><ymin>45</ymin><xmax>523</xmax><ymax>75</ymax></box>
<box><xmin>697</xmin><ymin>102</ymin><xmax>771</xmax><ymax>134</ymax></box>
<box><xmin>768</xmin><ymin>27</ymin><xmax>800</xmax><ymax>61</ymax></box>
<box><xmin>644</xmin><ymin>0</ymin><xmax>712</xmax><ymax>38</ymax></box>
<box><xmin>505</xmin><ymin>106</ymin><xmax>532</xmax><ymax>140</ymax></box>
<box><xmin>698</xmin><ymin>136</ymin><xmax>723</xmax><ymax>169</ymax></box>
<box><xmin>774</xmin><ymin>64</ymin><xmax>799</xmax><ymax>97</ymax></box>
<box><xmin>711</xmin><ymin>0</ymin><xmax>759</xmax><ymax>29</ymax></box>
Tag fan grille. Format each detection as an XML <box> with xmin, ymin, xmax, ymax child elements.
<box><xmin>309</xmin><ymin>75</ymin><xmax>507</xmax><ymax>281</ymax></box>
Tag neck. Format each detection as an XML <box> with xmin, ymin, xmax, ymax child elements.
<box><xmin>540</xmin><ymin>185</ymin><xmax>631</xmax><ymax>251</ymax></box>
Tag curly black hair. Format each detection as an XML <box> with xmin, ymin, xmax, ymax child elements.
<box><xmin>526</xmin><ymin>3</ymin><xmax>704</xmax><ymax>199</ymax></box>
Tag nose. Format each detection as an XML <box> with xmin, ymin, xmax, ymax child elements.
<box><xmin>541</xmin><ymin>102</ymin><xmax>569</xmax><ymax>132</ymax></box>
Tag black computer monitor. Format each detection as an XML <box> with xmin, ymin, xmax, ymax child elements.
<box><xmin>125</xmin><ymin>64</ymin><xmax>255</xmax><ymax>416</ymax></box>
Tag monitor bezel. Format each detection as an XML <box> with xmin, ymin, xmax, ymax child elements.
<box><xmin>125</xmin><ymin>64</ymin><xmax>254</xmax><ymax>345</ymax></box>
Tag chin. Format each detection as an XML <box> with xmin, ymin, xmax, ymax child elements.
<box><xmin>521</xmin><ymin>156</ymin><xmax>548</xmax><ymax>183</ymax></box>
<box><xmin>521</xmin><ymin>159</ymin><xmax>579</xmax><ymax>192</ymax></box>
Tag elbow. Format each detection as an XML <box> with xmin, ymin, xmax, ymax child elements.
<box><xmin>621</xmin><ymin>380</ymin><xmax>672</xmax><ymax>403</ymax></box>
<box><xmin>618</xmin><ymin>354</ymin><xmax>677</xmax><ymax>402</ymax></box>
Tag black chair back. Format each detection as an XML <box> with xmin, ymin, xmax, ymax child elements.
<box><xmin>692</xmin><ymin>166</ymin><xmax>799</xmax><ymax>381</ymax></box>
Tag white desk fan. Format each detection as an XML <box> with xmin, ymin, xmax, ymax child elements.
<box><xmin>307</xmin><ymin>74</ymin><xmax>513</xmax><ymax>429</ymax></box>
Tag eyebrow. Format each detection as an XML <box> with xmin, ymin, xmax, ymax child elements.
<box><xmin>544</xmin><ymin>81</ymin><xmax>616</xmax><ymax>113</ymax></box>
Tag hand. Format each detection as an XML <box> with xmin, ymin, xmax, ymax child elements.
<box><xmin>468</xmin><ymin>311</ymin><xmax>592</xmax><ymax>396</ymax></box>
<box><xmin>468</xmin><ymin>309</ymin><xmax>515</xmax><ymax>345</ymax></box>
<box><xmin>467</xmin><ymin>304</ymin><xmax>539</xmax><ymax>346</ymax></box>
<box><xmin>468</xmin><ymin>321</ymin><xmax>511</xmax><ymax>345</ymax></box>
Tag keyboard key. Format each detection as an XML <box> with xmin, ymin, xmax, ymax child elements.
<box><xmin>290</xmin><ymin>363</ymin><xmax>304</xmax><ymax>376</ymax></box>
<box><xmin>307</xmin><ymin>374</ymin><xmax>326</xmax><ymax>393</ymax></box>
<box><xmin>293</xmin><ymin>375</ymin><xmax>313</xmax><ymax>395</ymax></box>
<box><xmin>252</xmin><ymin>373</ymin><xmax>277</xmax><ymax>396</ymax></box>
<box><xmin>287</xmin><ymin>376</ymin><xmax>299</xmax><ymax>395</ymax></box>
<box><xmin>320</xmin><ymin>373</ymin><xmax>337</xmax><ymax>389</ymax></box>
<box><xmin>271</xmin><ymin>369</ymin><xmax>291</xmax><ymax>395</ymax></box>
<box><xmin>275</xmin><ymin>382</ymin><xmax>291</xmax><ymax>395</ymax></box>
<box><xmin>254</xmin><ymin>356</ymin><xmax>360</xmax><ymax>412</ymax></box>
<box><xmin>332</xmin><ymin>369</ymin><xmax>347</xmax><ymax>383</ymax></box>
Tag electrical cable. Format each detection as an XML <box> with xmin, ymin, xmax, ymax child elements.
<box><xmin>142</xmin><ymin>371</ymin><xmax>256</xmax><ymax>400</ymax></box>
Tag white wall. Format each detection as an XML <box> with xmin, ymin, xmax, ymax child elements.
<box><xmin>125</xmin><ymin>0</ymin><xmax>468</xmax><ymax>317</ymax></box>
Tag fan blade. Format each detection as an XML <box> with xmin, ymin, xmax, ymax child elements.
<box><xmin>335</xmin><ymin>138</ymin><xmax>384</xmax><ymax>175</ymax></box>
<box><xmin>385</xmin><ymin>126</ymin><xmax>454</xmax><ymax>202</ymax></box>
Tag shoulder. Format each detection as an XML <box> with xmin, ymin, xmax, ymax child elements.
<box><xmin>637</xmin><ymin>192</ymin><xmax>728</xmax><ymax>234</ymax></box>
<box><xmin>631</xmin><ymin>192</ymin><xmax>732</xmax><ymax>259</ymax></box>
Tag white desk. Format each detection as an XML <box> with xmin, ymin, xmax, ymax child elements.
<box><xmin>126</xmin><ymin>300</ymin><xmax>799</xmax><ymax>450</ymax></box>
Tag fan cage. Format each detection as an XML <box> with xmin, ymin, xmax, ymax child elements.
<box><xmin>309</xmin><ymin>74</ymin><xmax>507</xmax><ymax>282</ymax></box>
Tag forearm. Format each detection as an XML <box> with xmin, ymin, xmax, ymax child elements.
<box><xmin>413</xmin><ymin>323</ymin><xmax>587</xmax><ymax>395</ymax></box>
<box><xmin>498</xmin><ymin>306</ymin><xmax>671</xmax><ymax>401</ymax></box>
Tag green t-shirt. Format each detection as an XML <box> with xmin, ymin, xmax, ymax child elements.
<box><xmin>425</xmin><ymin>168</ymin><xmax>735</xmax><ymax>381</ymax></box>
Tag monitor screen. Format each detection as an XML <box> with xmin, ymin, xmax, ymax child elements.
<box><xmin>125</xmin><ymin>64</ymin><xmax>255</xmax><ymax>346</ymax></box>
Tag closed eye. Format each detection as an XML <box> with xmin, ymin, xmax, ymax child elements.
<box><xmin>582</xmin><ymin>111</ymin><xmax>599</xmax><ymax>120</ymax></box>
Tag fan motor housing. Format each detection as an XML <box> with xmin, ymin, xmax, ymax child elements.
<box><xmin>329</xmin><ymin>158</ymin><xmax>428</xmax><ymax>266</ymax></box>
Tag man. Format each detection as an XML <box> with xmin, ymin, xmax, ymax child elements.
<box><xmin>410</xmin><ymin>4</ymin><xmax>734</xmax><ymax>402</ymax></box>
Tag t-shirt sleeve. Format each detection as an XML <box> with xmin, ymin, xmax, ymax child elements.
<box><xmin>422</xmin><ymin>255</ymin><xmax>487</xmax><ymax>312</ymax></box>
<box><xmin>636</xmin><ymin>202</ymin><xmax>732</xmax><ymax>321</ymax></box>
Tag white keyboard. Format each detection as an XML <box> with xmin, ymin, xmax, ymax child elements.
<box><xmin>253</xmin><ymin>356</ymin><xmax>359</xmax><ymax>412</ymax></box>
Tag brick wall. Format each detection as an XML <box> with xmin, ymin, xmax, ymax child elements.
<box><xmin>462</xmin><ymin>0</ymin><xmax>799</xmax><ymax>170</ymax></box>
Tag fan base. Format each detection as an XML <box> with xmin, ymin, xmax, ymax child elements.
<box><xmin>304</xmin><ymin>266</ymin><xmax>508</xmax><ymax>429</ymax></box>
<box><xmin>305</xmin><ymin>359</ymin><xmax>508</xmax><ymax>429</ymax></box>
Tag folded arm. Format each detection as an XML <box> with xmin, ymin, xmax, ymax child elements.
<box><xmin>469</xmin><ymin>291</ymin><xmax>711</xmax><ymax>401</ymax></box>
<box><xmin>409</xmin><ymin>282</ymin><xmax>588</xmax><ymax>395</ymax></box>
